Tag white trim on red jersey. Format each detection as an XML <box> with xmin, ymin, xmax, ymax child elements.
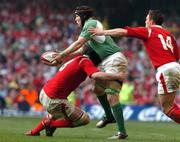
<box><xmin>151</xmin><ymin>25</ymin><xmax>163</xmax><ymax>28</ymax></box>
<box><xmin>148</xmin><ymin>29</ymin><xmax>152</xmax><ymax>38</ymax></box>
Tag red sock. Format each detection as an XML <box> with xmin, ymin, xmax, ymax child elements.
<box><xmin>31</xmin><ymin>114</ymin><xmax>52</xmax><ymax>134</ymax></box>
<box><xmin>167</xmin><ymin>103</ymin><xmax>180</xmax><ymax>124</ymax></box>
<box><xmin>50</xmin><ymin>119</ymin><xmax>73</xmax><ymax>128</ymax></box>
<box><xmin>31</xmin><ymin>117</ymin><xmax>46</xmax><ymax>134</ymax></box>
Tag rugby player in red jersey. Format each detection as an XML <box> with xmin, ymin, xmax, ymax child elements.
<box><xmin>25</xmin><ymin>55</ymin><xmax>126</xmax><ymax>136</ymax></box>
<box><xmin>89</xmin><ymin>10</ymin><xmax>180</xmax><ymax>124</ymax></box>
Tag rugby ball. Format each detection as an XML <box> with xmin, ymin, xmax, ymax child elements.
<box><xmin>41</xmin><ymin>51</ymin><xmax>59</xmax><ymax>63</ymax></box>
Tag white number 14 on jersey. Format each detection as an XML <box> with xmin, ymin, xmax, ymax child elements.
<box><xmin>158</xmin><ymin>34</ymin><xmax>174</xmax><ymax>53</ymax></box>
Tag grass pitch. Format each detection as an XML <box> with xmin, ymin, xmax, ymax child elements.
<box><xmin>0</xmin><ymin>117</ymin><xmax>179</xmax><ymax>142</ymax></box>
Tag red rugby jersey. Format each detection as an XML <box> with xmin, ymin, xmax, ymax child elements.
<box><xmin>125</xmin><ymin>25</ymin><xmax>179</xmax><ymax>69</ymax></box>
<box><xmin>43</xmin><ymin>56</ymin><xmax>99</xmax><ymax>99</ymax></box>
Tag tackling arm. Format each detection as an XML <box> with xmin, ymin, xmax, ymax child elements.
<box><xmin>104</xmin><ymin>28</ymin><xmax>128</xmax><ymax>37</ymax></box>
<box><xmin>88</xmin><ymin>28</ymin><xmax>128</xmax><ymax>37</ymax></box>
<box><xmin>91</xmin><ymin>71</ymin><xmax>126</xmax><ymax>82</ymax></box>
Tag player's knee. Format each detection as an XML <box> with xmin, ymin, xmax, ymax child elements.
<box><xmin>94</xmin><ymin>86</ymin><xmax>105</xmax><ymax>96</ymax></box>
<box><xmin>107</xmin><ymin>94</ymin><xmax>119</xmax><ymax>106</ymax></box>
<box><xmin>73</xmin><ymin>111</ymin><xmax>90</xmax><ymax>126</ymax></box>
<box><xmin>159</xmin><ymin>92</ymin><xmax>176</xmax><ymax>114</ymax></box>
<box><xmin>160</xmin><ymin>103</ymin><xmax>173</xmax><ymax>114</ymax></box>
<box><xmin>94</xmin><ymin>81</ymin><xmax>106</xmax><ymax>96</ymax></box>
<box><xmin>104</xmin><ymin>82</ymin><xmax>121</xmax><ymax>97</ymax></box>
<box><xmin>82</xmin><ymin>112</ymin><xmax>90</xmax><ymax>125</ymax></box>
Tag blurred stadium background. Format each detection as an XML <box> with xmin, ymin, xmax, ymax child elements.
<box><xmin>0</xmin><ymin>0</ymin><xmax>179</xmax><ymax>122</ymax></box>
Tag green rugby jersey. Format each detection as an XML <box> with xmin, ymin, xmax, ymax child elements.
<box><xmin>80</xmin><ymin>18</ymin><xmax>121</xmax><ymax>60</ymax></box>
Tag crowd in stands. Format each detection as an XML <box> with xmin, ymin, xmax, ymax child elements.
<box><xmin>0</xmin><ymin>0</ymin><xmax>179</xmax><ymax>114</ymax></box>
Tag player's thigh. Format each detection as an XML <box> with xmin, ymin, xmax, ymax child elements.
<box><xmin>99</xmin><ymin>52</ymin><xmax>127</xmax><ymax>94</ymax></box>
<box><xmin>99</xmin><ymin>52</ymin><xmax>128</xmax><ymax>74</ymax></box>
<box><xmin>94</xmin><ymin>80</ymin><xmax>107</xmax><ymax>96</ymax></box>
<box><xmin>48</xmin><ymin>99</ymin><xmax>75</xmax><ymax>119</ymax></box>
<box><xmin>39</xmin><ymin>90</ymin><xmax>75</xmax><ymax>119</ymax></box>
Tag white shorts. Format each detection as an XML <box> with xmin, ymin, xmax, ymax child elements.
<box><xmin>99</xmin><ymin>52</ymin><xmax>128</xmax><ymax>73</ymax></box>
<box><xmin>39</xmin><ymin>89</ymin><xmax>74</xmax><ymax>119</ymax></box>
<box><xmin>98</xmin><ymin>52</ymin><xmax>128</xmax><ymax>93</ymax></box>
<box><xmin>156</xmin><ymin>62</ymin><xmax>180</xmax><ymax>95</ymax></box>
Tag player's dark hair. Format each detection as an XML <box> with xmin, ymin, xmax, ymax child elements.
<box><xmin>148</xmin><ymin>10</ymin><xmax>164</xmax><ymax>25</ymax></box>
<box><xmin>75</xmin><ymin>5</ymin><xmax>94</xmax><ymax>27</ymax></box>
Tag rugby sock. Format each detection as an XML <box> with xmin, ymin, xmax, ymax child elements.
<box><xmin>97</xmin><ymin>94</ymin><xmax>114</xmax><ymax>120</ymax></box>
<box><xmin>166</xmin><ymin>103</ymin><xmax>180</xmax><ymax>124</ymax></box>
<box><xmin>111</xmin><ymin>103</ymin><xmax>126</xmax><ymax>134</ymax></box>
<box><xmin>31</xmin><ymin>119</ymin><xmax>73</xmax><ymax>134</ymax></box>
<box><xmin>50</xmin><ymin>119</ymin><xmax>73</xmax><ymax>127</ymax></box>
<box><xmin>31</xmin><ymin>117</ymin><xmax>47</xmax><ymax>134</ymax></box>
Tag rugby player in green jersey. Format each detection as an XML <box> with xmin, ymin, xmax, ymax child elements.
<box><xmin>51</xmin><ymin>6</ymin><xmax>128</xmax><ymax>139</ymax></box>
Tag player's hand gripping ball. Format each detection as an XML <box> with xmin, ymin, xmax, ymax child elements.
<box><xmin>41</xmin><ymin>51</ymin><xmax>59</xmax><ymax>66</ymax></box>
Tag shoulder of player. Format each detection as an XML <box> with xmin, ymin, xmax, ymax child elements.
<box><xmin>78</xmin><ymin>56</ymin><xmax>91</xmax><ymax>66</ymax></box>
<box><xmin>151</xmin><ymin>26</ymin><xmax>172</xmax><ymax>37</ymax></box>
<box><xmin>83</xmin><ymin>18</ymin><xmax>99</xmax><ymax>29</ymax></box>
<box><xmin>151</xmin><ymin>25</ymin><xmax>169</xmax><ymax>32</ymax></box>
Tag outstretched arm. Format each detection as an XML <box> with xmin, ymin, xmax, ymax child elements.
<box><xmin>51</xmin><ymin>37</ymin><xmax>88</xmax><ymax>65</ymax></box>
<box><xmin>88</xmin><ymin>27</ymin><xmax>128</xmax><ymax>37</ymax></box>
